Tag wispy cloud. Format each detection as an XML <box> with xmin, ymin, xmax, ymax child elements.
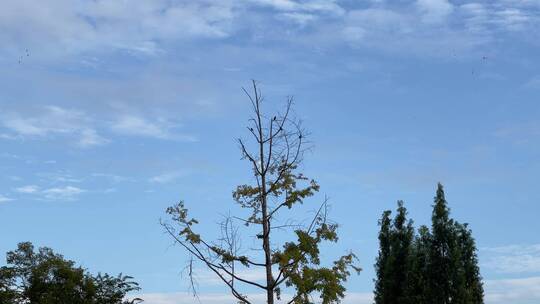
<box><xmin>149</xmin><ymin>171</ymin><xmax>189</xmax><ymax>184</ymax></box>
<box><xmin>111</xmin><ymin>115</ymin><xmax>196</xmax><ymax>141</ymax></box>
<box><xmin>78</xmin><ymin>128</ymin><xmax>109</xmax><ymax>147</ymax></box>
<box><xmin>91</xmin><ymin>173</ymin><xmax>133</xmax><ymax>183</ymax></box>
<box><xmin>15</xmin><ymin>185</ymin><xmax>40</xmax><ymax>194</ymax></box>
<box><xmin>251</xmin><ymin>0</ymin><xmax>344</xmax><ymax>15</ymax></box>
<box><xmin>482</xmin><ymin>244</ymin><xmax>540</xmax><ymax>274</ymax></box>
<box><xmin>1</xmin><ymin>105</ymin><xmax>107</xmax><ymax>147</ymax></box>
<box><xmin>1</xmin><ymin>106</ymin><xmax>196</xmax><ymax>146</ymax></box>
<box><xmin>36</xmin><ymin>172</ymin><xmax>84</xmax><ymax>184</ymax></box>
<box><xmin>0</xmin><ymin>0</ymin><xmax>236</xmax><ymax>58</ymax></box>
<box><xmin>0</xmin><ymin>194</ymin><xmax>14</xmax><ymax>203</ymax></box>
<box><xmin>416</xmin><ymin>0</ymin><xmax>454</xmax><ymax>24</ymax></box>
<box><xmin>41</xmin><ymin>186</ymin><xmax>85</xmax><ymax>201</ymax></box>
<box><xmin>485</xmin><ymin>276</ymin><xmax>540</xmax><ymax>304</ymax></box>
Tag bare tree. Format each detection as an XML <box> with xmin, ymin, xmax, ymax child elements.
<box><xmin>162</xmin><ymin>81</ymin><xmax>360</xmax><ymax>304</ymax></box>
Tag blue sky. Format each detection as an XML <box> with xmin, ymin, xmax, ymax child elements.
<box><xmin>1</xmin><ymin>0</ymin><xmax>540</xmax><ymax>303</ymax></box>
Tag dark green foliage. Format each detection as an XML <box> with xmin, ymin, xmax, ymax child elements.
<box><xmin>0</xmin><ymin>242</ymin><xmax>142</xmax><ymax>304</ymax></box>
<box><xmin>374</xmin><ymin>184</ymin><xmax>484</xmax><ymax>304</ymax></box>
<box><xmin>452</xmin><ymin>223</ymin><xmax>484</xmax><ymax>303</ymax></box>
<box><xmin>373</xmin><ymin>202</ymin><xmax>414</xmax><ymax>304</ymax></box>
<box><xmin>374</xmin><ymin>211</ymin><xmax>392</xmax><ymax>304</ymax></box>
<box><xmin>428</xmin><ymin>183</ymin><xmax>454</xmax><ymax>303</ymax></box>
<box><xmin>405</xmin><ymin>225</ymin><xmax>430</xmax><ymax>304</ymax></box>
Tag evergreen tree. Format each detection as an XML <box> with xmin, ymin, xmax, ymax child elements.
<box><xmin>428</xmin><ymin>183</ymin><xmax>454</xmax><ymax>304</ymax></box>
<box><xmin>374</xmin><ymin>201</ymin><xmax>414</xmax><ymax>304</ymax></box>
<box><xmin>406</xmin><ymin>225</ymin><xmax>430</xmax><ymax>304</ymax></box>
<box><xmin>374</xmin><ymin>210</ymin><xmax>392</xmax><ymax>304</ymax></box>
<box><xmin>388</xmin><ymin>201</ymin><xmax>414</xmax><ymax>303</ymax></box>
<box><xmin>373</xmin><ymin>183</ymin><xmax>484</xmax><ymax>304</ymax></box>
<box><xmin>454</xmin><ymin>223</ymin><xmax>484</xmax><ymax>304</ymax></box>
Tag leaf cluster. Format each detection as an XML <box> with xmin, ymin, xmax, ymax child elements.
<box><xmin>0</xmin><ymin>242</ymin><xmax>142</xmax><ymax>304</ymax></box>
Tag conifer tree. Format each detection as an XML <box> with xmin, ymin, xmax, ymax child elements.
<box><xmin>454</xmin><ymin>223</ymin><xmax>484</xmax><ymax>303</ymax></box>
<box><xmin>406</xmin><ymin>225</ymin><xmax>430</xmax><ymax>304</ymax></box>
<box><xmin>428</xmin><ymin>183</ymin><xmax>454</xmax><ymax>304</ymax></box>
<box><xmin>374</xmin><ymin>201</ymin><xmax>414</xmax><ymax>304</ymax></box>
<box><xmin>374</xmin><ymin>210</ymin><xmax>392</xmax><ymax>304</ymax></box>
<box><xmin>389</xmin><ymin>201</ymin><xmax>414</xmax><ymax>303</ymax></box>
<box><xmin>373</xmin><ymin>183</ymin><xmax>484</xmax><ymax>304</ymax></box>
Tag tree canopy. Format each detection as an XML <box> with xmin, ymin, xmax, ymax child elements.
<box><xmin>0</xmin><ymin>242</ymin><xmax>142</xmax><ymax>304</ymax></box>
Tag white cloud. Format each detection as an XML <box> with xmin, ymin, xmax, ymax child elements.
<box><xmin>416</xmin><ymin>0</ymin><xmax>454</xmax><ymax>23</ymax></box>
<box><xmin>278</xmin><ymin>12</ymin><xmax>318</xmax><ymax>26</ymax></box>
<box><xmin>111</xmin><ymin>116</ymin><xmax>170</xmax><ymax>139</ymax></box>
<box><xmin>149</xmin><ymin>171</ymin><xmax>189</xmax><ymax>184</ymax></box>
<box><xmin>1</xmin><ymin>106</ymin><xmax>197</xmax><ymax>146</ymax></box>
<box><xmin>42</xmin><ymin>186</ymin><xmax>85</xmax><ymax>201</ymax></box>
<box><xmin>0</xmin><ymin>0</ymin><xmax>537</xmax><ymax>60</ymax></box>
<box><xmin>79</xmin><ymin>128</ymin><xmax>109</xmax><ymax>147</ymax></box>
<box><xmin>1</xmin><ymin>106</ymin><xmax>107</xmax><ymax>147</ymax></box>
<box><xmin>91</xmin><ymin>173</ymin><xmax>133</xmax><ymax>183</ymax></box>
<box><xmin>15</xmin><ymin>185</ymin><xmax>40</xmax><ymax>194</ymax></box>
<box><xmin>0</xmin><ymin>194</ymin><xmax>14</xmax><ymax>203</ymax></box>
<box><xmin>250</xmin><ymin>0</ymin><xmax>345</xmax><ymax>16</ymax></box>
<box><xmin>3</xmin><ymin>106</ymin><xmax>84</xmax><ymax>136</ymax></box>
<box><xmin>111</xmin><ymin>115</ymin><xmax>195</xmax><ymax>141</ymax></box>
<box><xmin>0</xmin><ymin>0</ymin><xmax>237</xmax><ymax>57</ymax></box>
<box><xmin>482</xmin><ymin>244</ymin><xmax>540</xmax><ymax>273</ymax></box>
<box><xmin>36</xmin><ymin>172</ymin><xmax>84</xmax><ymax>184</ymax></box>
<box><xmin>485</xmin><ymin>276</ymin><xmax>540</xmax><ymax>304</ymax></box>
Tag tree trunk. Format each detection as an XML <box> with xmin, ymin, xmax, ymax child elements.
<box><xmin>257</xmin><ymin>94</ymin><xmax>274</xmax><ymax>304</ymax></box>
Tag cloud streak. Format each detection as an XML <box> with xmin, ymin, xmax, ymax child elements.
<box><xmin>485</xmin><ymin>276</ymin><xmax>540</xmax><ymax>304</ymax></box>
<box><xmin>482</xmin><ymin>244</ymin><xmax>540</xmax><ymax>274</ymax></box>
<box><xmin>15</xmin><ymin>185</ymin><xmax>40</xmax><ymax>194</ymax></box>
<box><xmin>1</xmin><ymin>105</ymin><xmax>107</xmax><ymax>147</ymax></box>
<box><xmin>149</xmin><ymin>171</ymin><xmax>189</xmax><ymax>184</ymax></box>
<box><xmin>41</xmin><ymin>186</ymin><xmax>85</xmax><ymax>201</ymax></box>
<box><xmin>0</xmin><ymin>194</ymin><xmax>14</xmax><ymax>203</ymax></box>
<box><xmin>0</xmin><ymin>106</ymin><xmax>196</xmax><ymax>146</ymax></box>
<box><xmin>111</xmin><ymin>115</ymin><xmax>195</xmax><ymax>141</ymax></box>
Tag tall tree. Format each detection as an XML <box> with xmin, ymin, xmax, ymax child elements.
<box><xmin>453</xmin><ymin>223</ymin><xmax>484</xmax><ymax>304</ymax></box>
<box><xmin>0</xmin><ymin>242</ymin><xmax>142</xmax><ymax>304</ymax></box>
<box><xmin>388</xmin><ymin>201</ymin><xmax>414</xmax><ymax>303</ymax></box>
<box><xmin>373</xmin><ymin>183</ymin><xmax>484</xmax><ymax>304</ymax></box>
<box><xmin>428</xmin><ymin>183</ymin><xmax>454</xmax><ymax>304</ymax></box>
<box><xmin>406</xmin><ymin>225</ymin><xmax>430</xmax><ymax>304</ymax></box>
<box><xmin>373</xmin><ymin>210</ymin><xmax>392</xmax><ymax>304</ymax></box>
<box><xmin>162</xmin><ymin>81</ymin><xmax>360</xmax><ymax>304</ymax></box>
<box><xmin>374</xmin><ymin>201</ymin><xmax>414</xmax><ymax>304</ymax></box>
